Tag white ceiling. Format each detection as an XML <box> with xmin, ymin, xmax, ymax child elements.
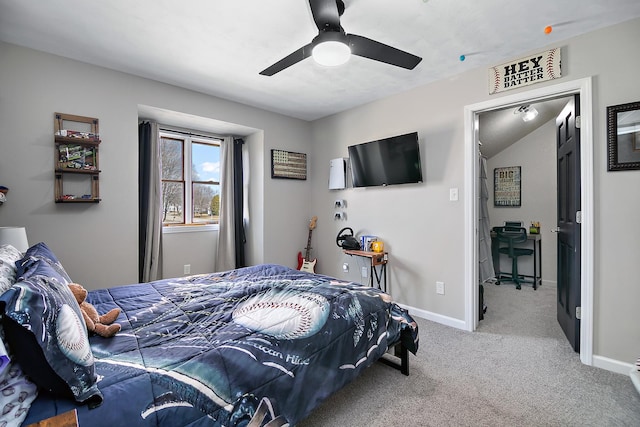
<box><xmin>2</xmin><ymin>0</ymin><xmax>640</xmax><ymax>124</ymax></box>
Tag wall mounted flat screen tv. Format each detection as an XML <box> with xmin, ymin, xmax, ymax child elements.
<box><xmin>348</xmin><ymin>132</ymin><xmax>423</xmax><ymax>188</ymax></box>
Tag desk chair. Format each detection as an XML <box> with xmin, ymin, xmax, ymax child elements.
<box><xmin>495</xmin><ymin>226</ymin><xmax>534</xmax><ymax>290</ymax></box>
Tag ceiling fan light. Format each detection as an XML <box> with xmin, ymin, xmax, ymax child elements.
<box><xmin>312</xmin><ymin>41</ymin><xmax>351</xmax><ymax>67</ymax></box>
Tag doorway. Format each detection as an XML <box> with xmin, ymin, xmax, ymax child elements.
<box><xmin>463</xmin><ymin>78</ymin><xmax>594</xmax><ymax>366</ymax></box>
<box><xmin>477</xmin><ymin>95</ymin><xmax>572</xmax><ymax>337</ymax></box>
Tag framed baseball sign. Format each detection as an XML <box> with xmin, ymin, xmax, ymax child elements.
<box><xmin>489</xmin><ymin>48</ymin><xmax>561</xmax><ymax>95</ymax></box>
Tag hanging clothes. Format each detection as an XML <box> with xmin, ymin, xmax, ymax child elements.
<box><xmin>478</xmin><ymin>155</ymin><xmax>495</xmax><ymax>283</ymax></box>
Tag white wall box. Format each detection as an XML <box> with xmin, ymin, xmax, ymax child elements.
<box><xmin>329</xmin><ymin>158</ymin><xmax>346</xmax><ymax>190</ymax></box>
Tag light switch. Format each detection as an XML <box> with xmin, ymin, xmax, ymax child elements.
<box><xmin>449</xmin><ymin>188</ymin><xmax>459</xmax><ymax>201</ymax></box>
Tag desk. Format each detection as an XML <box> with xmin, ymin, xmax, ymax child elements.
<box><xmin>344</xmin><ymin>250</ymin><xmax>388</xmax><ymax>292</ymax></box>
<box><xmin>490</xmin><ymin>231</ymin><xmax>541</xmax><ymax>290</ymax></box>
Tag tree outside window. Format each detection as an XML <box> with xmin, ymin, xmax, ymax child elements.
<box><xmin>160</xmin><ymin>132</ymin><xmax>221</xmax><ymax>226</ymax></box>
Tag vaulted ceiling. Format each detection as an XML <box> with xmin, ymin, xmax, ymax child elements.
<box><xmin>479</xmin><ymin>97</ymin><xmax>571</xmax><ymax>158</ymax></box>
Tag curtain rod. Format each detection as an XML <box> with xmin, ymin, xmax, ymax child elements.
<box><xmin>158</xmin><ymin>124</ymin><xmax>225</xmax><ymax>140</ymax></box>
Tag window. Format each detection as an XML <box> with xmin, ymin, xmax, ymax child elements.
<box><xmin>160</xmin><ymin>129</ymin><xmax>221</xmax><ymax>227</ymax></box>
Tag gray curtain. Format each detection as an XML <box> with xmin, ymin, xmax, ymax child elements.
<box><xmin>478</xmin><ymin>155</ymin><xmax>495</xmax><ymax>283</ymax></box>
<box><xmin>232</xmin><ymin>138</ymin><xmax>246</xmax><ymax>267</ymax></box>
<box><xmin>138</xmin><ymin>121</ymin><xmax>163</xmax><ymax>282</ymax></box>
<box><xmin>216</xmin><ymin>136</ymin><xmax>235</xmax><ymax>271</ymax></box>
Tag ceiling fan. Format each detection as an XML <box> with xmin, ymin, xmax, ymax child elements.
<box><xmin>259</xmin><ymin>0</ymin><xmax>422</xmax><ymax>76</ymax></box>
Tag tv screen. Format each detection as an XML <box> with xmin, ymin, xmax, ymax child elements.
<box><xmin>348</xmin><ymin>132</ymin><xmax>423</xmax><ymax>188</ymax></box>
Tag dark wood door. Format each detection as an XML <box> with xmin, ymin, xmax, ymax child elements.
<box><xmin>556</xmin><ymin>95</ymin><xmax>581</xmax><ymax>352</ymax></box>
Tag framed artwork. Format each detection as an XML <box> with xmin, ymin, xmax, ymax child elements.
<box><xmin>271</xmin><ymin>149</ymin><xmax>307</xmax><ymax>180</ymax></box>
<box><xmin>494</xmin><ymin>166</ymin><xmax>521</xmax><ymax>207</ymax></box>
<box><xmin>607</xmin><ymin>101</ymin><xmax>640</xmax><ymax>171</ymax></box>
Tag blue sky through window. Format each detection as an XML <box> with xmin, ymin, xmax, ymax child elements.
<box><xmin>193</xmin><ymin>142</ymin><xmax>220</xmax><ymax>182</ymax></box>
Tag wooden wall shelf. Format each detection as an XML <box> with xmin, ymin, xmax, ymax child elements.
<box><xmin>53</xmin><ymin>113</ymin><xmax>101</xmax><ymax>203</ymax></box>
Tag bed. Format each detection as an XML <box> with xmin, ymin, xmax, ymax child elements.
<box><xmin>0</xmin><ymin>243</ymin><xmax>418</xmax><ymax>427</ymax></box>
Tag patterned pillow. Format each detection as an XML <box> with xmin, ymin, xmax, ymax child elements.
<box><xmin>0</xmin><ymin>244</ymin><xmax>23</xmax><ymax>294</ymax></box>
<box><xmin>15</xmin><ymin>242</ymin><xmax>72</xmax><ymax>283</ymax></box>
<box><xmin>0</xmin><ymin>362</ymin><xmax>38</xmax><ymax>425</ymax></box>
<box><xmin>0</xmin><ymin>259</ymin><xmax>102</xmax><ymax>407</ymax></box>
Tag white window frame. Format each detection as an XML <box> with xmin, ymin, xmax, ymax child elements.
<box><xmin>160</xmin><ymin>128</ymin><xmax>222</xmax><ymax>234</ymax></box>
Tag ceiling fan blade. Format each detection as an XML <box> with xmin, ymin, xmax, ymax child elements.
<box><xmin>347</xmin><ymin>34</ymin><xmax>422</xmax><ymax>70</ymax></box>
<box><xmin>309</xmin><ymin>0</ymin><xmax>342</xmax><ymax>31</ymax></box>
<box><xmin>259</xmin><ymin>43</ymin><xmax>313</xmax><ymax>76</ymax></box>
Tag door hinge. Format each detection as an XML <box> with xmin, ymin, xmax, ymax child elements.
<box><xmin>576</xmin><ymin>210</ymin><xmax>582</xmax><ymax>224</ymax></box>
<box><xmin>576</xmin><ymin>306</ymin><xmax>582</xmax><ymax>319</ymax></box>
<box><xmin>576</xmin><ymin>116</ymin><xmax>581</xmax><ymax>128</ymax></box>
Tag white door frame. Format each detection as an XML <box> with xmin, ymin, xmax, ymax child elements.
<box><xmin>463</xmin><ymin>77</ymin><xmax>594</xmax><ymax>366</ymax></box>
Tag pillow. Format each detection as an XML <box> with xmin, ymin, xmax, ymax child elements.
<box><xmin>0</xmin><ymin>244</ymin><xmax>23</xmax><ymax>294</ymax></box>
<box><xmin>0</xmin><ymin>362</ymin><xmax>38</xmax><ymax>426</ymax></box>
<box><xmin>16</xmin><ymin>242</ymin><xmax>72</xmax><ymax>283</ymax></box>
<box><xmin>0</xmin><ymin>258</ymin><xmax>102</xmax><ymax>408</ymax></box>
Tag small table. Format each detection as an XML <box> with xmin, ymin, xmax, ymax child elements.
<box><xmin>344</xmin><ymin>250</ymin><xmax>388</xmax><ymax>292</ymax></box>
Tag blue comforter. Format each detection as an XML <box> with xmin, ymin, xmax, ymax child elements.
<box><xmin>23</xmin><ymin>264</ymin><xmax>418</xmax><ymax>426</ymax></box>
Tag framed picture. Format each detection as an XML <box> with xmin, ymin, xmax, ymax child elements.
<box><xmin>494</xmin><ymin>166</ymin><xmax>521</xmax><ymax>207</ymax></box>
<box><xmin>271</xmin><ymin>149</ymin><xmax>307</xmax><ymax>180</ymax></box>
<box><xmin>607</xmin><ymin>101</ymin><xmax>640</xmax><ymax>171</ymax></box>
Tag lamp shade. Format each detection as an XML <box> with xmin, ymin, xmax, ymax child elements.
<box><xmin>0</xmin><ymin>227</ymin><xmax>29</xmax><ymax>253</ymax></box>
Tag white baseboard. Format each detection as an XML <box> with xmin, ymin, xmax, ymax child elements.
<box><xmin>592</xmin><ymin>355</ymin><xmax>634</xmax><ymax>376</ymax></box>
<box><xmin>397</xmin><ymin>303</ymin><xmax>466</xmax><ymax>330</ymax></box>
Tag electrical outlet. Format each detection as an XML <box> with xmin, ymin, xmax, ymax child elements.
<box><xmin>334</xmin><ymin>212</ymin><xmax>346</xmax><ymax>220</ymax></box>
<box><xmin>342</xmin><ymin>263</ymin><xmax>349</xmax><ymax>273</ymax></box>
<box><xmin>361</xmin><ymin>267</ymin><xmax>368</xmax><ymax>278</ymax></box>
<box><xmin>436</xmin><ymin>281</ymin><xmax>445</xmax><ymax>295</ymax></box>
<box><xmin>184</xmin><ymin>264</ymin><xmax>191</xmax><ymax>275</ymax></box>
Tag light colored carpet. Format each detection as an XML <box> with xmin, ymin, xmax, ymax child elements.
<box><xmin>299</xmin><ymin>282</ymin><xmax>640</xmax><ymax>426</ymax></box>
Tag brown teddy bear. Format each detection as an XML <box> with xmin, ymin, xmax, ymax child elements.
<box><xmin>68</xmin><ymin>283</ymin><xmax>121</xmax><ymax>338</ymax></box>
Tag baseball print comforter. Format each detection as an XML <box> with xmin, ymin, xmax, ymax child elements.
<box><xmin>22</xmin><ymin>264</ymin><xmax>418</xmax><ymax>426</ymax></box>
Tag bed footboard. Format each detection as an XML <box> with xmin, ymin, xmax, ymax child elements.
<box><xmin>378</xmin><ymin>341</ymin><xmax>409</xmax><ymax>375</ymax></box>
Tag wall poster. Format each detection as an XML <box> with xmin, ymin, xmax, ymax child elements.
<box><xmin>494</xmin><ymin>166</ymin><xmax>521</xmax><ymax>207</ymax></box>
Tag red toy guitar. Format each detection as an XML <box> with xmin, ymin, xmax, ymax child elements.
<box><xmin>297</xmin><ymin>216</ymin><xmax>317</xmax><ymax>273</ymax></box>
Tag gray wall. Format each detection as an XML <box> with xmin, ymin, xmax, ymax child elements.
<box><xmin>309</xmin><ymin>18</ymin><xmax>640</xmax><ymax>366</ymax></box>
<box><xmin>0</xmin><ymin>41</ymin><xmax>312</xmax><ymax>290</ymax></box>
